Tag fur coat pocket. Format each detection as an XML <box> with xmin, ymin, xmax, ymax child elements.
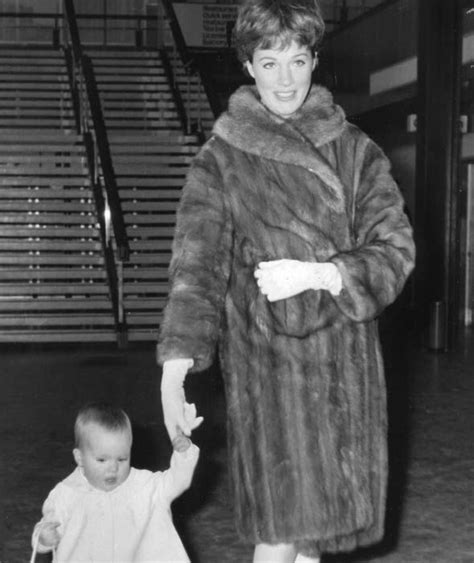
<box><xmin>237</xmin><ymin>236</ymin><xmax>345</xmax><ymax>338</ymax></box>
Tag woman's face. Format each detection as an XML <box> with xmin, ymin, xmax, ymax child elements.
<box><xmin>245</xmin><ymin>40</ymin><xmax>316</xmax><ymax>118</ymax></box>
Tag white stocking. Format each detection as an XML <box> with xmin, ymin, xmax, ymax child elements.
<box><xmin>294</xmin><ymin>554</ymin><xmax>320</xmax><ymax>563</ymax></box>
<box><xmin>253</xmin><ymin>543</ymin><xmax>297</xmax><ymax>563</ymax></box>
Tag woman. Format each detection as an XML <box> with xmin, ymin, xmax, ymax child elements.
<box><xmin>158</xmin><ymin>1</ymin><xmax>415</xmax><ymax>561</ymax></box>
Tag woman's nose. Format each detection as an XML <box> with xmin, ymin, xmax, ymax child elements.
<box><xmin>278</xmin><ymin>65</ymin><xmax>292</xmax><ymax>86</ymax></box>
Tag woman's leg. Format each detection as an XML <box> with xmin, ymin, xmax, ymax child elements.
<box><xmin>253</xmin><ymin>542</ymin><xmax>297</xmax><ymax>563</ymax></box>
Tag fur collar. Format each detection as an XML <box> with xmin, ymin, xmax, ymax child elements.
<box><xmin>213</xmin><ymin>85</ymin><xmax>348</xmax><ymax>207</ymax></box>
<box><xmin>214</xmin><ymin>84</ymin><xmax>346</xmax><ymax>159</ymax></box>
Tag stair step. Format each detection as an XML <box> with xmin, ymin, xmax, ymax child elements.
<box><xmin>87</xmin><ymin>50</ymin><xmax>158</xmax><ymax>60</ymax></box>
<box><xmin>0</xmin><ymin>91</ymin><xmax>70</xmax><ymax>99</ymax></box>
<box><xmin>0</xmin><ymin>254</ymin><xmax>103</xmax><ymax>265</ymax></box>
<box><xmin>0</xmin><ymin>188</ymin><xmax>91</xmax><ymax>199</ymax></box>
<box><xmin>129</xmin><ymin>240</ymin><xmax>172</xmax><ymax>251</ymax></box>
<box><xmin>118</xmin><ymin>189</ymin><xmax>181</xmax><ymax>199</ymax></box>
<box><xmin>0</xmin><ymin>99</ymin><xmax>73</xmax><ymax>108</ymax></box>
<box><xmin>2</xmin><ymin>81</ymin><xmax>68</xmax><ymax>89</ymax></box>
<box><xmin>0</xmin><ymin>132</ymin><xmax>82</xmax><ymax>142</ymax></box>
<box><xmin>92</xmin><ymin>60</ymin><xmax>159</xmax><ymax>69</ymax></box>
<box><xmin>0</xmin><ymin>109</ymin><xmax>74</xmax><ymax>117</ymax></box>
<box><xmin>124</xmin><ymin>281</ymin><xmax>168</xmax><ymax>292</ymax></box>
<box><xmin>0</xmin><ymin>165</ymin><xmax>86</xmax><ymax>175</ymax></box>
<box><xmin>0</xmin><ymin>298</ymin><xmax>111</xmax><ymax>311</ymax></box>
<box><xmin>0</xmin><ymin>330</ymin><xmax>118</xmax><ymax>343</ymax></box>
<box><xmin>0</xmin><ymin>201</ymin><xmax>95</xmax><ymax>212</ymax></box>
<box><xmin>104</xmin><ymin>123</ymin><xmax>182</xmax><ymax>131</ymax></box>
<box><xmin>128</xmin><ymin>329</ymin><xmax>160</xmax><ymax>342</ymax></box>
<box><xmin>0</xmin><ymin>240</ymin><xmax>101</xmax><ymax>251</ymax></box>
<box><xmin>0</xmin><ymin>119</ymin><xmax>76</xmax><ymax>128</ymax></box>
<box><xmin>113</xmin><ymin>154</ymin><xmax>193</xmax><ymax>164</ymax></box>
<box><xmin>0</xmin><ymin>226</ymin><xmax>99</xmax><ymax>237</ymax></box>
<box><xmin>0</xmin><ymin>214</ymin><xmax>96</xmax><ymax>225</ymax></box>
<box><xmin>108</xmin><ymin>132</ymin><xmax>198</xmax><ymax>142</ymax></box>
<box><xmin>115</xmin><ymin>165</ymin><xmax>186</xmax><ymax>176</ymax></box>
<box><xmin>0</xmin><ymin>283</ymin><xmax>109</xmax><ymax>296</ymax></box>
<box><xmin>0</xmin><ymin>268</ymin><xmax>106</xmax><ymax>280</ymax></box>
<box><xmin>127</xmin><ymin>226</ymin><xmax>175</xmax><ymax>237</ymax></box>
<box><xmin>124</xmin><ymin>214</ymin><xmax>175</xmax><ymax>225</ymax></box>
<box><xmin>0</xmin><ymin>315</ymin><xmax>115</xmax><ymax>327</ymax></box>
<box><xmin>0</xmin><ymin>177</ymin><xmax>90</xmax><ymax>186</ymax></box>
<box><xmin>93</xmin><ymin>83</ymin><xmax>171</xmax><ymax>92</ymax></box>
<box><xmin>116</xmin><ymin>177</ymin><xmax>184</xmax><ymax>187</ymax></box>
<box><xmin>0</xmin><ymin>144</ymin><xmax>84</xmax><ymax>154</ymax></box>
<box><xmin>122</xmin><ymin>266</ymin><xmax>168</xmax><ymax>279</ymax></box>
<box><xmin>102</xmin><ymin>110</ymin><xmax>178</xmax><ymax>119</ymax></box>
<box><xmin>127</xmin><ymin>253</ymin><xmax>171</xmax><ymax>265</ymax></box>
<box><xmin>122</xmin><ymin>201</ymin><xmax>177</xmax><ymax>212</ymax></box>
<box><xmin>111</xmin><ymin>145</ymin><xmax>198</xmax><ymax>155</ymax></box>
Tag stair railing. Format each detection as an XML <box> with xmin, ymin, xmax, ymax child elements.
<box><xmin>159</xmin><ymin>46</ymin><xmax>190</xmax><ymax>134</ymax></box>
<box><xmin>63</xmin><ymin>0</ymin><xmax>128</xmax><ymax>344</ymax></box>
<box><xmin>159</xmin><ymin>0</ymin><xmax>222</xmax><ymax>133</ymax></box>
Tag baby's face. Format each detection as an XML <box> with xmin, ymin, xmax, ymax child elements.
<box><xmin>73</xmin><ymin>424</ymin><xmax>132</xmax><ymax>492</ymax></box>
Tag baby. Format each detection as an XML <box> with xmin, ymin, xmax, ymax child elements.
<box><xmin>32</xmin><ymin>402</ymin><xmax>199</xmax><ymax>562</ymax></box>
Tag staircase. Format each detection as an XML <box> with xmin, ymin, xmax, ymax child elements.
<box><xmin>0</xmin><ymin>44</ymin><xmax>215</xmax><ymax>343</ymax></box>
<box><xmin>0</xmin><ymin>48</ymin><xmax>75</xmax><ymax>132</ymax></box>
<box><xmin>86</xmin><ymin>48</ymin><xmax>204</xmax><ymax>341</ymax></box>
<box><xmin>0</xmin><ymin>48</ymin><xmax>116</xmax><ymax>342</ymax></box>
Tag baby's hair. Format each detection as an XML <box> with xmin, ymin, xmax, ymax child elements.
<box><xmin>74</xmin><ymin>402</ymin><xmax>132</xmax><ymax>448</ymax></box>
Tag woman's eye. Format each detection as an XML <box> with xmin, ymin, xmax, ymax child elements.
<box><xmin>294</xmin><ymin>59</ymin><xmax>306</xmax><ymax>67</ymax></box>
<box><xmin>97</xmin><ymin>458</ymin><xmax>105</xmax><ymax>463</ymax></box>
<box><xmin>263</xmin><ymin>62</ymin><xmax>275</xmax><ymax>69</ymax></box>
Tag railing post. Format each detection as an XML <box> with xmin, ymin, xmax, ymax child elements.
<box><xmin>135</xmin><ymin>17</ymin><xmax>143</xmax><ymax>48</ymax></box>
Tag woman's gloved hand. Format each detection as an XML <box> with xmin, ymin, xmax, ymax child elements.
<box><xmin>161</xmin><ymin>359</ymin><xmax>203</xmax><ymax>440</ymax></box>
<box><xmin>254</xmin><ymin>259</ymin><xmax>342</xmax><ymax>302</ymax></box>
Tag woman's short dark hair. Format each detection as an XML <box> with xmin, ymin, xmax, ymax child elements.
<box><xmin>74</xmin><ymin>402</ymin><xmax>132</xmax><ymax>448</ymax></box>
<box><xmin>234</xmin><ymin>0</ymin><xmax>325</xmax><ymax>63</ymax></box>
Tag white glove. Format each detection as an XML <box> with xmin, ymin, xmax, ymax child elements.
<box><xmin>254</xmin><ymin>259</ymin><xmax>342</xmax><ymax>302</ymax></box>
<box><xmin>161</xmin><ymin>359</ymin><xmax>203</xmax><ymax>440</ymax></box>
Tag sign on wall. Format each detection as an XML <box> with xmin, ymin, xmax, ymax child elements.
<box><xmin>173</xmin><ymin>3</ymin><xmax>237</xmax><ymax>47</ymax></box>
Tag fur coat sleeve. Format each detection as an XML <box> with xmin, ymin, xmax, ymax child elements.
<box><xmin>330</xmin><ymin>134</ymin><xmax>415</xmax><ymax>321</ymax></box>
<box><xmin>157</xmin><ymin>147</ymin><xmax>232</xmax><ymax>372</ymax></box>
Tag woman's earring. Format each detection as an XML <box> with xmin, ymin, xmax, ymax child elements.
<box><xmin>312</xmin><ymin>52</ymin><xmax>319</xmax><ymax>72</ymax></box>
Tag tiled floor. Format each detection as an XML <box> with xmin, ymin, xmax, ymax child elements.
<box><xmin>0</xmin><ymin>316</ymin><xmax>473</xmax><ymax>563</ymax></box>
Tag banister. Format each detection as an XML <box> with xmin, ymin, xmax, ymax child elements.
<box><xmin>83</xmin><ymin>131</ymin><xmax>126</xmax><ymax>337</ymax></box>
<box><xmin>160</xmin><ymin>47</ymin><xmax>189</xmax><ymax>134</ymax></box>
<box><xmin>160</xmin><ymin>0</ymin><xmax>195</xmax><ymax>72</ymax></box>
<box><xmin>62</xmin><ymin>0</ymin><xmax>129</xmax><ymax>344</ymax></box>
<box><xmin>81</xmin><ymin>54</ymin><xmax>129</xmax><ymax>262</ymax></box>
<box><xmin>63</xmin><ymin>0</ymin><xmax>83</xmax><ymax>64</ymax></box>
<box><xmin>159</xmin><ymin>0</ymin><xmax>222</xmax><ymax>119</ymax></box>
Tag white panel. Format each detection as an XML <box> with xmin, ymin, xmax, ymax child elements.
<box><xmin>370</xmin><ymin>32</ymin><xmax>474</xmax><ymax>96</ymax></box>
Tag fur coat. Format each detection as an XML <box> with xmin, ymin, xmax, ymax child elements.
<box><xmin>158</xmin><ymin>84</ymin><xmax>415</xmax><ymax>556</ymax></box>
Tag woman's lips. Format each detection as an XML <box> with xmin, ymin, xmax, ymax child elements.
<box><xmin>274</xmin><ymin>91</ymin><xmax>296</xmax><ymax>101</ymax></box>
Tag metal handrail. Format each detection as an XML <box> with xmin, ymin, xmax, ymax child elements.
<box><xmin>159</xmin><ymin>46</ymin><xmax>189</xmax><ymax>134</ymax></box>
<box><xmin>63</xmin><ymin>0</ymin><xmax>128</xmax><ymax>343</ymax></box>
<box><xmin>159</xmin><ymin>0</ymin><xmax>222</xmax><ymax>122</ymax></box>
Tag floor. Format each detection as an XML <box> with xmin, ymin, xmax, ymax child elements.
<box><xmin>0</xmin><ymin>312</ymin><xmax>473</xmax><ymax>563</ymax></box>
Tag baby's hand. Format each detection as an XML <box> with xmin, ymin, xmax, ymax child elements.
<box><xmin>172</xmin><ymin>432</ymin><xmax>192</xmax><ymax>453</ymax></box>
<box><xmin>172</xmin><ymin>403</ymin><xmax>201</xmax><ymax>452</ymax></box>
<box><xmin>38</xmin><ymin>521</ymin><xmax>61</xmax><ymax>548</ymax></box>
